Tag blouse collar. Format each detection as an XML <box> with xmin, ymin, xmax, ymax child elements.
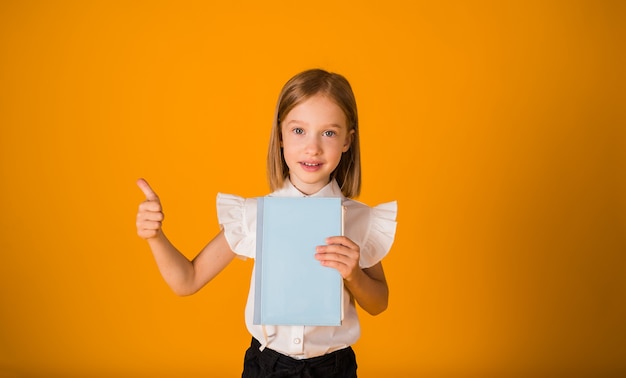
<box><xmin>271</xmin><ymin>178</ymin><xmax>344</xmax><ymax>199</ymax></box>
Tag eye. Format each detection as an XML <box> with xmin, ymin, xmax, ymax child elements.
<box><xmin>322</xmin><ymin>130</ymin><xmax>337</xmax><ymax>137</ymax></box>
<box><xmin>292</xmin><ymin>127</ymin><xmax>304</xmax><ymax>135</ymax></box>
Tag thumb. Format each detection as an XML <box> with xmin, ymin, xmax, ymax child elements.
<box><xmin>137</xmin><ymin>178</ymin><xmax>159</xmax><ymax>201</ymax></box>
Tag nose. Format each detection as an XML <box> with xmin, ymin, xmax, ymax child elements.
<box><xmin>304</xmin><ymin>135</ymin><xmax>322</xmax><ymax>155</ymax></box>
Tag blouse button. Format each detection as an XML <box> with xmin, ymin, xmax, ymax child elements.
<box><xmin>293</xmin><ymin>338</ymin><xmax>301</xmax><ymax>344</ymax></box>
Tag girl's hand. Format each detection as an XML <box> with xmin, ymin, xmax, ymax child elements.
<box><xmin>136</xmin><ymin>178</ymin><xmax>164</xmax><ymax>239</ymax></box>
<box><xmin>315</xmin><ymin>236</ymin><xmax>361</xmax><ymax>281</ymax></box>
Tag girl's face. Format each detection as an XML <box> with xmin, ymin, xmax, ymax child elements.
<box><xmin>281</xmin><ymin>94</ymin><xmax>353</xmax><ymax>195</ymax></box>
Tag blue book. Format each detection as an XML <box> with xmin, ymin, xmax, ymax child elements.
<box><xmin>254</xmin><ymin>197</ymin><xmax>344</xmax><ymax>326</ymax></box>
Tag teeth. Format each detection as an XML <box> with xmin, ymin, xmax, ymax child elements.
<box><xmin>303</xmin><ymin>162</ymin><xmax>319</xmax><ymax>166</ymax></box>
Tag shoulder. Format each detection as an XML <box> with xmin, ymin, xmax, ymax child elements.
<box><xmin>343</xmin><ymin>198</ymin><xmax>398</xmax><ymax>268</ymax></box>
<box><xmin>216</xmin><ymin>193</ymin><xmax>262</xmax><ymax>259</ymax></box>
<box><xmin>342</xmin><ymin>198</ymin><xmax>398</xmax><ymax>223</ymax></box>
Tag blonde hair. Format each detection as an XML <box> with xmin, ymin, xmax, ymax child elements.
<box><xmin>267</xmin><ymin>69</ymin><xmax>362</xmax><ymax>198</ymax></box>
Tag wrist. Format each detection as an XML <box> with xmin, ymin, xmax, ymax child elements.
<box><xmin>146</xmin><ymin>230</ymin><xmax>167</xmax><ymax>245</ymax></box>
<box><xmin>343</xmin><ymin>266</ymin><xmax>364</xmax><ymax>286</ymax></box>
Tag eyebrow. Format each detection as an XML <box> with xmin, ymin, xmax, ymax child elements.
<box><xmin>285</xmin><ymin>120</ymin><xmax>343</xmax><ymax>129</ymax></box>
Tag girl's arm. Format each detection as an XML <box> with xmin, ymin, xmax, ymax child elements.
<box><xmin>136</xmin><ymin>179</ymin><xmax>236</xmax><ymax>296</ymax></box>
<box><xmin>345</xmin><ymin>261</ymin><xmax>388</xmax><ymax>315</ymax></box>
<box><xmin>315</xmin><ymin>236</ymin><xmax>389</xmax><ymax>315</ymax></box>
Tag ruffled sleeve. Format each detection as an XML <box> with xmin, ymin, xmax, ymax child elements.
<box><xmin>353</xmin><ymin>201</ymin><xmax>398</xmax><ymax>268</ymax></box>
<box><xmin>216</xmin><ymin>193</ymin><xmax>258</xmax><ymax>259</ymax></box>
<box><xmin>346</xmin><ymin>201</ymin><xmax>398</xmax><ymax>268</ymax></box>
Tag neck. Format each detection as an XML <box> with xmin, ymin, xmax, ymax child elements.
<box><xmin>288</xmin><ymin>177</ymin><xmax>330</xmax><ymax>196</ymax></box>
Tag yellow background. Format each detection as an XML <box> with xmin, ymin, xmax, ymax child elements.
<box><xmin>1</xmin><ymin>1</ymin><xmax>625</xmax><ymax>377</ymax></box>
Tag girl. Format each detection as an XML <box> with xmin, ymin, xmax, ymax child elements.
<box><xmin>136</xmin><ymin>68</ymin><xmax>397</xmax><ymax>377</ymax></box>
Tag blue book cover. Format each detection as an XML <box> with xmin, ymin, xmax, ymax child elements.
<box><xmin>254</xmin><ymin>196</ymin><xmax>343</xmax><ymax>326</ymax></box>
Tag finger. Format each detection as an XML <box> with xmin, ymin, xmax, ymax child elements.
<box><xmin>137</xmin><ymin>220</ymin><xmax>162</xmax><ymax>231</ymax></box>
<box><xmin>137</xmin><ymin>209</ymin><xmax>164</xmax><ymax>222</ymax></box>
<box><xmin>316</xmin><ymin>257</ymin><xmax>352</xmax><ymax>279</ymax></box>
<box><xmin>316</xmin><ymin>246</ymin><xmax>359</xmax><ymax>262</ymax></box>
<box><xmin>316</xmin><ymin>251</ymin><xmax>347</xmax><ymax>263</ymax></box>
<box><xmin>137</xmin><ymin>178</ymin><xmax>159</xmax><ymax>201</ymax></box>
<box><xmin>325</xmin><ymin>236</ymin><xmax>358</xmax><ymax>249</ymax></box>
<box><xmin>138</xmin><ymin>200</ymin><xmax>162</xmax><ymax>213</ymax></box>
<box><xmin>320</xmin><ymin>241</ymin><xmax>360</xmax><ymax>258</ymax></box>
<box><xmin>137</xmin><ymin>226</ymin><xmax>161</xmax><ymax>240</ymax></box>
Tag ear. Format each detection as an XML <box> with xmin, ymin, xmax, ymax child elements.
<box><xmin>342</xmin><ymin>129</ymin><xmax>354</xmax><ymax>153</ymax></box>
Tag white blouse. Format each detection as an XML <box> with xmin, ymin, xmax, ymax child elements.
<box><xmin>216</xmin><ymin>179</ymin><xmax>397</xmax><ymax>359</ymax></box>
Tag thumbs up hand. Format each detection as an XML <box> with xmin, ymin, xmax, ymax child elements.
<box><xmin>136</xmin><ymin>178</ymin><xmax>164</xmax><ymax>239</ymax></box>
